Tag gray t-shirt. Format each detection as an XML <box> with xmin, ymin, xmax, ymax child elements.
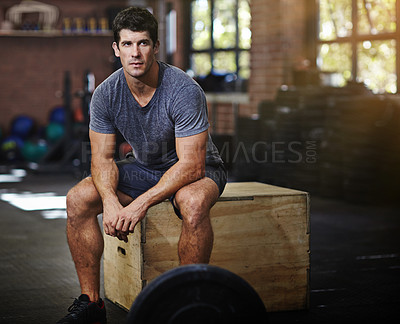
<box><xmin>89</xmin><ymin>61</ymin><xmax>223</xmax><ymax>170</ymax></box>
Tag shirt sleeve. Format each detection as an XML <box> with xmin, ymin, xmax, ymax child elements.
<box><xmin>172</xmin><ymin>84</ymin><xmax>209</xmax><ymax>138</ymax></box>
<box><xmin>89</xmin><ymin>86</ymin><xmax>115</xmax><ymax>134</ymax></box>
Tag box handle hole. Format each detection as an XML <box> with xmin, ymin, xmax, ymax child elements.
<box><xmin>118</xmin><ymin>246</ymin><xmax>126</xmax><ymax>256</ymax></box>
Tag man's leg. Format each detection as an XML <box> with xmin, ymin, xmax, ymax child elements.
<box><xmin>174</xmin><ymin>177</ymin><xmax>220</xmax><ymax>264</ymax></box>
<box><xmin>66</xmin><ymin>177</ymin><xmax>133</xmax><ymax>302</ymax></box>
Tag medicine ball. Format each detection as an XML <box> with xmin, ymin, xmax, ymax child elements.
<box><xmin>21</xmin><ymin>140</ymin><xmax>48</xmax><ymax>163</ymax></box>
<box><xmin>46</xmin><ymin>122</ymin><xmax>65</xmax><ymax>143</ymax></box>
<box><xmin>10</xmin><ymin>115</ymin><xmax>35</xmax><ymax>139</ymax></box>
<box><xmin>49</xmin><ymin>106</ymin><xmax>66</xmax><ymax>124</ymax></box>
<box><xmin>1</xmin><ymin>135</ymin><xmax>25</xmax><ymax>161</ymax></box>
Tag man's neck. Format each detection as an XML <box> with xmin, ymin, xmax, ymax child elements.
<box><xmin>125</xmin><ymin>61</ymin><xmax>159</xmax><ymax>107</ymax></box>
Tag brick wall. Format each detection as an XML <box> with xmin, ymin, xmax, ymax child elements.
<box><xmin>0</xmin><ymin>36</ymin><xmax>115</xmax><ymax>130</ymax></box>
<box><xmin>0</xmin><ymin>0</ymin><xmax>126</xmax><ymax>134</ymax></box>
<box><xmin>249</xmin><ymin>0</ymin><xmax>307</xmax><ymax>112</ymax></box>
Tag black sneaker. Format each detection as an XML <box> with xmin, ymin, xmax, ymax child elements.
<box><xmin>56</xmin><ymin>294</ymin><xmax>107</xmax><ymax>324</ymax></box>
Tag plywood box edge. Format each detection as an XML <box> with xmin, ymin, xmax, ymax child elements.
<box><xmin>220</xmin><ymin>182</ymin><xmax>309</xmax><ymax>199</ymax></box>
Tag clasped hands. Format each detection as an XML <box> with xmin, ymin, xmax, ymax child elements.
<box><xmin>102</xmin><ymin>199</ymin><xmax>147</xmax><ymax>243</ymax></box>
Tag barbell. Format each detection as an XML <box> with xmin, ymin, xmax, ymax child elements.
<box><xmin>126</xmin><ymin>264</ymin><xmax>269</xmax><ymax>324</ymax></box>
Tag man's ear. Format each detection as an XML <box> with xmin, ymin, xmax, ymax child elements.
<box><xmin>153</xmin><ymin>40</ymin><xmax>160</xmax><ymax>55</ymax></box>
<box><xmin>112</xmin><ymin>42</ymin><xmax>120</xmax><ymax>57</ymax></box>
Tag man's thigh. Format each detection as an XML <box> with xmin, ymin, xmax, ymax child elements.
<box><xmin>117</xmin><ymin>157</ymin><xmax>227</xmax><ymax>218</ymax></box>
<box><xmin>74</xmin><ymin>176</ymin><xmax>133</xmax><ymax>209</ymax></box>
<box><xmin>116</xmin><ymin>157</ymin><xmax>164</xmax><ymax>200</ymax></box>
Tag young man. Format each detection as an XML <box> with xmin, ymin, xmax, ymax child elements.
<box><xmin>57</xmin><ymin>7</ymin><xmax>227</xmax><ymax>324</ymax></box>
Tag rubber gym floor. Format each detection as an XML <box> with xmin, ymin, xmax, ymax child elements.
<box><xmin>0</xmin><ymin>167</ymin><xmax>399</xmax><ymax>324</ymax></box>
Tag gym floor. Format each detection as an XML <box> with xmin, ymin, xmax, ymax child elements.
<box><xmin>0</xmin><ymin>167</ymin><xmax>399</xmax><ymax>324</ymax></box>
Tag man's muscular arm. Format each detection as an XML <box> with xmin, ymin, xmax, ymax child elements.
<box><xmin>115</xmin><ymin>129</ymin><xmax>208</xmax><ymax>234</ymax></box>
<box><xmin>89</xmin><ymin>130</ymin><xmax>124</xmax><ymax>238</ymax></box>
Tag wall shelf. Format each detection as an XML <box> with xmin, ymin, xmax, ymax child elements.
<box><xmin>0</xmin><ymin>30</ymin><xmax>113</xmax><ymax>38</ymax></box>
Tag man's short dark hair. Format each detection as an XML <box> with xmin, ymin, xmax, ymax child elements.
<box><xmin>112</xmin><ymin>7</ymin><xmax>158</xmax><ymax>47</ymax></box>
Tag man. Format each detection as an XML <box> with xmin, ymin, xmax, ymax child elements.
<box><xmin>57</xmin><ymin>7</ymin><xmax>227</xmax><ymax>324</ymax></box>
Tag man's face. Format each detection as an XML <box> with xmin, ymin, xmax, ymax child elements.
<box><xmin>112</xmin><ymin>29</ymin><xmax>159</xmax><ymax>80</ymax></box>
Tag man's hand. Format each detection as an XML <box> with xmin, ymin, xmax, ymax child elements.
<box><xmin>102</xmin><ymin>198</ymin><xmax>125</xmax><ymax>239</ymax></box>
<box><xmin>102</xmin><ymin>196</ymin><xmax>148</xmax><ymax>243</ymax></box>
<box><xmin>115</xmin><ymin>198</ymin><xmax>148</xmax><ymax>241</ymax></box>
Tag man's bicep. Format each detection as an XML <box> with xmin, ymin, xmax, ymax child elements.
<box><xmin>175</xmin><ymin>130</ymin><xmax>207</xmax><ymax>165</ymax></box>
<box><xmin>89</xmin><ymin>129</ymin><xmax>116</xmax><ymax>161</ymax></box>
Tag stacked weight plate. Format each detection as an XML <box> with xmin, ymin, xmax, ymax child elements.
<box><xmin>381</xmin><ymin>98</ymin><xmax>400</xmax><ymax>202</ymax></box>
<box><xmin>233</xmin><ymin>83</ymin><xmax>400</xmax><ymax>204</ymax></box>
<box><xmin>334</xmin><ymin>96</ymin><xmax>392</xmax><ymax>203</ymax></box>
<box><xmin>231</xmin><ymin>116</ymin><xmax>262</xmax><ymax>181</ymax></box>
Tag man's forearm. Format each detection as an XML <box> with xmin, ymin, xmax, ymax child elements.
<box><xmin>91</xmin><ymin>158</ymin><xmax>120</xmax><ymax>204</ymax></box>
<box><xmin>133</xmin><ymin>160</ymin><xmax>204</xmax><ymax>211</ymax></box>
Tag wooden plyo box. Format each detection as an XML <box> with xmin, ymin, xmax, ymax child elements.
<box><xmin>103</xmin><ymin>182</ymin><xmax>310</xmax><ymax>312</ymax></box>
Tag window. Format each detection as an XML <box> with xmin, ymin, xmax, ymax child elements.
<box><xmin>190</xmin><ymin>0</ymin><xmax>251</xmax><ymax>81</ymax></box>
<box><xmin>317</xmin><ymin>0</ymin><xmax>397</xmax><ymax>93</ymax></box>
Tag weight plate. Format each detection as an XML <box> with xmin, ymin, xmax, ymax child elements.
<box><xmin>126</xmin><ymin>264</ymin><xmax>268</xmax><ymax>324</ymax></box>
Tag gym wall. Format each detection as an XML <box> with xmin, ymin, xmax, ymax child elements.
<box><xmin>0</xmin><ymin>0</ymin><xmax>310</xmax><ymax>135</ymax></box>
<box><xmin>0</xmin><ymin>0</ymin><xmax>127</xmax><ymax>130</ymax></box>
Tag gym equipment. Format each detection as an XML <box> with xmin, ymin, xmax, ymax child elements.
<box><xmin>119</xmin><ymin>141</ymin><xmax>132</xmax><ymax>159</ymax></box>
<box><xmin>21</xmin><ymin>140</ymin><xmax>48</xmax><ymax>163</ymax></box>
<box><xmin>1</xmin><ymin>135</ymin><xmax>24</xmax><ymax>149</ymax></box>
<box><xmin>46</xmin><ymin>122</ymin><xmax>64</xmax><ymax>143</ymax></box>
<box><xmin>21</xmin><ymin>141</ymin><xmax>36</xmax><ymax>161</ymax></box>
<box><xmin>126</xmin><ymin>264</ymin><xmax>269</xmax><ymax>324</ymax></box>
<box><xmin>28</xmin><ymin>70</ymin><xmax>93</xmax><ymax>175</ymax></box>
<box><xmin>104</xmin><ymin>183</ymin><xmax>309</xmax><ymax>312</ymax></box>
<box><xmin>10</xmin><ymin>115</ymin><xmax>34</xmax><ymax>140</ymax></box>
<box><xmin>73</xmin><ymin>106</ymin><xmax>85</xmax><ymax>123</ymax></box>
<box><xmin>1</xmin><ymin>135</ymin><xmax>24</xmax><ymax>162</ymax></box>
<box><xmin>49</xmin><ymin>106</ymin><xmax>65</xmax><ymax>124</ymax></box>
<box><xmin>6</xmin><ymin>0</ymin><xmax>59</xmax><ymax>31</ymax></box>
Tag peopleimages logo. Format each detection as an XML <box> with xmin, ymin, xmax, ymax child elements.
<box><xmin>80</xmin><ymin>140</ymin><xmax>318</xmax><ymax>165</ymax></box>
<box><xmin>217</xmin><ymin>140</ymin><xmax>318</xmax><ymax>164</ymax></box>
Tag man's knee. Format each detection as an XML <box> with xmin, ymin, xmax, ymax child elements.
<box><xmin>66</xmin><ymin>178</ymin><xmax>102</xmax><ymax>221</ymax></box>
<box><xmin>175</xmin><ymin>189</ymin><xmax>209</xmax><ymax>227</ymax></box>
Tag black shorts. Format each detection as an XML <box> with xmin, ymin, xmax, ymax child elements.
<box><xmin>116</xmin><ymin>156</ymin><xmax>227</xmax><ymax>219</ymax></box>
